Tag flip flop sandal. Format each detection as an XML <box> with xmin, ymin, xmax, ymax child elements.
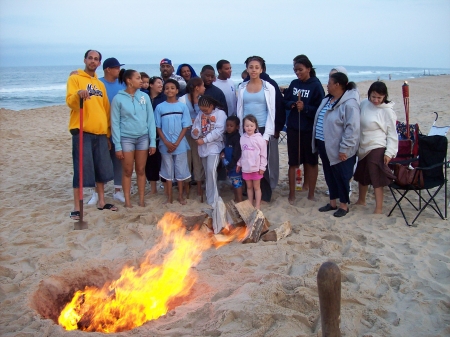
<box><xmin>70</xmin><ymin>211</ymin><xmax>80</xmax><ymax>220</ymax></box>
<box><xmin>97</xmin><ymin>203</ymin><xmax>118</xmax><ymax>211</ymax></box>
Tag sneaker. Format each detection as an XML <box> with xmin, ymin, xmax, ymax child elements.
<box><xmin>113</xmin><ymin>191</ymin><xmax>125</xmax><ymax>203</ymax></box>
<box><xmin>87</xmin><ymin>191</ymin><xmax>98</xmax><ymax>205</ymax></box>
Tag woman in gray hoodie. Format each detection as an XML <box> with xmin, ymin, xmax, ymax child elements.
<box><xmin>312</xmin><ymin>72</ymin><xmax>360</xmax><ymax>217</ymax></box>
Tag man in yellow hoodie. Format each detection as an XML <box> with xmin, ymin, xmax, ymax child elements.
<box><xmin>66</xmin><ymin>50</ymin><xmax>117</xmax><ymax>220</ymax></box>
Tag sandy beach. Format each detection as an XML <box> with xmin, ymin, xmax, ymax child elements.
<box><xmin>1</xmin><ymin>76</ymin><xmax>449</xmax><ymax>336</ymax></box>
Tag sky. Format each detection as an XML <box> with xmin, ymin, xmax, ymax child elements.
<box><xmin>0</xmin><ymin>0</ymin><xmax>449</xmax><ymax>68</ymax></box>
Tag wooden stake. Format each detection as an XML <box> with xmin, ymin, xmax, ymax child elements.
<box><xmin>317</xmin><ymin>262</ymin><xmax>341</xmax><ymax>337</ymax></box>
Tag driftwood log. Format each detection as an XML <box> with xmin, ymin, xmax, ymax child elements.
<box><xmin>317</xmin><ymin>262</ymin><xmax>341</xmax><ymax>337</ymax></box>
<box><xmin>176</xmin><ymin>212</ymin><xmax>208</xmax><ymax>231</ymax></box>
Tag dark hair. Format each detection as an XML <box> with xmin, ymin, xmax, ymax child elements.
<box><xmin>186</xmin><ymin>77</ymin><xmax>204</xmax><ymax>107</ymax></box>
<box><xmin>226</xmin><ymin>115</ymin><xmax>240</xmax><ymax>126</ymax></box>
<box><xmin>118</xmin><ymin>69</ymin><xmax>137</xmax><ymax>85</ymax></box>
<box><xmin>368</xmin><ymin>81</ymin><xmax>390</xmax><ymax>103</ymax></box>
<box><xmin>242</xmin><ymin>114</ymin><xmax>259</xmax><ymax>131</ymax></box>
<box><xmin>245</xmin><ymin>56</ymin><xmax>266</xmax><ymax>72</ymax></box>
<box><xmin>329</xmin><ymin>72</ymin><xmax>357</xmax><ymax>91</ymax></box>
<box><xmin>293</xmin><ymin>54</ymin><xmax>307</xmax><ymax>63</ymax></box>
<box><xmin>198</xmin><ymin>95</ymin><xmax>223</xmax><ymax>110</ymax></box>
<box><xmin>84</xmin><ymin>49</ymin><xmax>102</xmax><ymax>61</ymax></box>
<box><xmin>149</xmin><ymin>76</ymin><xmax>163</xmax><ymax>85</ymax></box>
<box><xmin>201</xmin><ymin>65</ymin><xmax>215</xmax><ymax>73</ymax></box>
<box><xmin>216</xmin><ymin>59</ymin><xmax>230</xmax><ymax>71</ymax></box>
<box><xmin>164</xmin><ymin>78</ymin><xmax>180</xmax><ymax>90</ymax></box>
<box><xmin>140</xmin><ymin>72</ymin><xmax>150</xmax><ymax>79</ymax></box>
<box><xmin>294</xmin><ymin>55</ymin><xmax>316</xmax><ymax>77</ymax></box>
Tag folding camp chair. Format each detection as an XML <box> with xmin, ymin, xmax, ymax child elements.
<box><xmin>428</xmin><ymin>112</ymin><xmax>450</xmax><ymax>136</ymax></box>
<box><xmin>388</xmin><ymin>134</ymin><xmax>448</xmax><ymax>226</ymax></box>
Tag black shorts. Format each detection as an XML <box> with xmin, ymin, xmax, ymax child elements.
<box><xmin>286</xmin><ymin>128</ymin><xmax>318</xmax><ymax>166</ymax></box>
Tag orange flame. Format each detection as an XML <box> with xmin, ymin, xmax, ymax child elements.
<box><xmin>58</xmin><ymin>212</ymin><xmax>212</xmax><ymax>332</ymax></box>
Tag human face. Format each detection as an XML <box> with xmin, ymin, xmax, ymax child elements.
<box><xmin>226</xmin><ymin>120</ymin><xmax>238</xmax><ymax>134</ymax></box>
<box><xmin>128</xmin><ymin>72</ymin><xmax>142</xmax><ymax>89</ymax></box>
<box><xmin>218</xmin><ymin>63</ymin><xmax>232</xmax><ymax>79</ymax></box>
<box><xmin>200</xmin><ymin>104</ymin><xmax>214</xmax><ymax>115</ymax></box>
<box><xmin>327</xmin><ymin>78</ymin><xmax>339</xmax><ymax>96</ymax></box>
<box><xmin>369</xmin><ymin>91</ymin><xmax>385</xmax><ymax>106</ymax></box>
<box><xmin>201</xmin><ymin>69</ymin><xmax>215</xmax><ymax>86</ymax></box>
<box><xmin>195</xmin><ymin>82</ymin><xmax>206</xmax><ymax>95</ymax></box>
<box><xmin>84</xmin><ymin>51</ymin><xmax>101</xmax><ymax>73</ymax></box>
<box><xmin>180</xmin><ymin>66</ymin><xmax>191</xmax><ymax>82</ymax></box>
<box><xmin>244</xmin><ymin>119</ymin><xmax>257</xmax><ymax>136</ymax></box>
<box><xmin>106</xmin><ymin>66</ymin><xmax>121</xmax><ymax>80</ymax></box>
<box><xmin>160</xmin><ymin>64</ymin><xmax>173</xmax><ymax>78</ymax></box>
<box><xmin>294</xmin><ymin>63</ymin><xmax>311</xmax><ymax>82</ymax></box>
<box><xmin>141</xmin><ymin>77</ymin><xmax>149</xmax><ymax>89</ymax></box>
<box><xmin>247</xmin><ymin>61</ymin><xmax>262</xmax><ymax>79</ymax></box>
<box><xmin>150</xmin><ymin>78</ymin><xmax>163</xmax><ymax>94</ymax></box>
<box><xmin>164</xmin><ymin>82</ymin><xmax>178</xmax><ymax>98</ymax></box>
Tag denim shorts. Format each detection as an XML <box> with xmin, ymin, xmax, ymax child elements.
<box><xmin>72</xmin><ymin>133</ymin><xmax>113</xmax><ymax>188</ymax></box>
<box><xmin>160</xmin><ymin>152</ymin><xmax>191</xmax><ymax>181</ymax></box>
<box><xmin>121</xmin><ymin>134</ymin><xmax>149</xmax><ymax>152</ymax></box>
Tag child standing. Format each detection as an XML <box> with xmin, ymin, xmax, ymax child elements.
<box><xmin>191</xmin><ymin>95</ymin><xmax>227</xmax><ymax>206</ymax></box>
<box><xmin>154</xmin><ymin>79</ymin><xmax>192</xmax><ymax>204</ymax></box>
<box><xmin>236</xmin><ymin>115</ymin><xmax>267</xmax><ymax>209</ymax></box>
<box><xmin>221</xmin><ymin>116</ymin><xmax>243</xmax><ymax>202</ymax></box>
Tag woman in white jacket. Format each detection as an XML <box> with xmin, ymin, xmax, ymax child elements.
<box><xmin>354</xmin><ymin>81</ymin><xmax>397</xmax><ymax>213</ymax></box>
<box><xmin>191</xmin><ymin>95</ymin><xmax>227</xmax><ymax>206</ymax></box>
<box><xmin>237</xmin><ymin>56</ymin><xmax>277</xmax><ymax>203</ymax></box>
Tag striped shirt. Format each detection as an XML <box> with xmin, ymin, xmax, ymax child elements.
<box><xmin>315</xmin><ymin>99</ymin><xmax>333</xmax><ymax>141</ymax></box>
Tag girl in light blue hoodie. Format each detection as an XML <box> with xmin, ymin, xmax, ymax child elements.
<box><xmin>111</xmin><ymin>69</ymin><xmax>156</xmax><ymax>208</ymax></box>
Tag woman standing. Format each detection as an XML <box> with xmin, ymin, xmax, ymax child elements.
<box><xmin>284</xmin><ymin>55</ymin><xmax>324</xmax><ymax>203</ymax></box>
<box><xmin>179</xmin><ymin>77</ymin><xmax>206</xmax><ymax>199</ymax></box>
<box><xmin>145</xmin><ymin>76</ymin><xmax>166</xmax><ymax>194</ymax></box>
<box><xmin>176</xmin><ymin>63</ymin><xmax>198</xmax><ymax>83</ymax></box>
<box><xmin>237</xmin><ymin>56</ymin><xmax>277</xmax><ymax>203</ymax></box>
<box><xmin>354</xmin><ymin>81</ymin><xmax>397</xmax><ymax>213</ymax></box>
<box><xmin>111</xmin><ymin>69</ymin><xmax>156</xmax><ymax>207</ymax></box>
<box><xmin>312</xmin><ymin>72</ymin><xmax>360</xmax><ymax>217</ymax></box>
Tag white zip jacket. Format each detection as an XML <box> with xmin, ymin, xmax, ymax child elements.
<box><xmin>237</xmin><ymin>80</ymin><xmax>276</xmax><ymax>142</ymax></box>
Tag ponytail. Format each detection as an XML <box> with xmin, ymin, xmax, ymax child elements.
<box><xmin>118</xmin><ymin>68</ymin><xmax>137</xmax><ymax>86</ymax></box>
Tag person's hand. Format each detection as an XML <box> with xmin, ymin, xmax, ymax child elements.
<box><xmin>192</xmin><ymin>128</ymin><xmax>199</xmax><ymax>137</ymax></box>
<box><xmin>266</xmin><ymin>140</ymin><xmax>269</xmax><ymax>145</ymax></box>
<box><xmin>384</xmin><ymin>155</ymin><xmax>391</xmax><ymax>165</ymax></box>
<box><xmin>107</xmin><ymin>138</ymin><xmax>112</xmax><ymax>150</ymax></box>
<box><xmin>149</xmin><ymin>147</ymin><xmax>156</xmax><ymax>156</ymax></box>
<box><xmin>116</xmin><ymin>150</ymin><xmax>124</xmax><ymax>160</ymax></box>
<box><xmin>273</xmin><ymin>131</ymin><xmax>280</xmax><ymax>139</ymax></box>
<box><xmin>77</xmin><ymin>90</ymin><xmax>90</xmax><ymax>100</ymax></box>
<box><xmin>220</xmin><ymin>152</ymin><xmax>225</xmax><ymax>159</ymax></box>
<box><xmin>196</xmin><ymin>138</ymin><xmax>205</xmax><ymax>145</ymax></box>
<box><xmin>338</xmin><ymin>152</ymin><xmax>347</xmax><ymax>161</ymax></box>
<box><xmin>258</xmin><ymin>169</ymin><xmax>264</xmax><ymax>175</ymax></box>
<box><xmin>167</xmin><ymin>143</ymin><xmax>177</xmax><ymax>153</ymax></box>
<box><xmin>296</xmin><ymin>100</ymin><xmax>304</xmax><ymax>111</ymax></box>
<box><xmin>236</xmin><ymin>165</ymin><xmax>241</xmax><ymax>173</ymax></box>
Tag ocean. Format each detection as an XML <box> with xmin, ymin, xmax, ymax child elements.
<box><xmin>0</xmin><ymin>64</ymin><xmax>448</xmax><ymax>111</ymax></box>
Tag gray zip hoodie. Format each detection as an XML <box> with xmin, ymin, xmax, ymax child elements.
<box><xmin>311</xmin><ymin>89</ymin><xmax>360</xmax><ymax>166</ymax></box>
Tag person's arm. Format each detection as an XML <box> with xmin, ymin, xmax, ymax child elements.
<box><xmin>228</xmin><ymin>134</ymin><xmax>242</xmax><ymax>171</ymax></box>
<box><xmin>191</xmin><ymin>113</ymin><xmax>201</xmax><ymax>139</ymax></box>
<box><xmin>146</xmin><ymin>96</ymin><xmax>156</xmax><ymax>154</ymax></box>
<box><xmin>263</xmin><ymin>83</ymin><xmax>276</xmax><ymax>141</ymax></box>
<box><xmin>66</xmin><ymin>75</ymin><xmax>84</xmax><ymax>111</ymax></box>
<box><xmin>217</xmin><ymin>89</ymin><xmax>228</xmax><ymax>115</ymax></box>
<box><xmin>283</xmin><ymin>83</ymin><xmax>296</xmax><ymax>110</ymax></box>
<box><xmin>301</xmin><ymin>84</ymin><xmax>325</xmax><ymax>121</ymax></box>
<box><xmin>204</xmin><ymin>110</ymin><xmax>226</xmax><ymax>143</ymax></box>
<box><xmin>339</xmin><ymin>101</ymin><xmax>361</xmax><ymax>158</ymax></box>
<box><xmin>111</xmin><ymin>97</ymin><xmax>122</xmax><ymax>151</ymax></box>
<box><xmin>259</xmin><ymin>136</ymin><xmax>268</xmax><ymax>173</ymax></box>
<box><xmin>384</xmin><ymin>108</ymin><xmax>399</xmax><ymax>162</ymax></box>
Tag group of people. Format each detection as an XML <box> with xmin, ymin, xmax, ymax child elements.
<box><xmin>67</xmin><ymin>50</ymin><xmax>398</xmax><ymax>221</ymax></box>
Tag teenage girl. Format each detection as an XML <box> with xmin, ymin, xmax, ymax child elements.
<box><xmin>236</xmin><ymin>114</ymin><xmax>267</xmax><ymax>209</ymax></box>
<box><xmin>191</xmin><ymin>95</ymin><xmax>227</xmax><ymax>206</ymax></box>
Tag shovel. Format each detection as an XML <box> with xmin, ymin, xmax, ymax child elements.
<box><xmin>75</xmin><ymin>98</ymin><xmax>88</xmax><ymax>230</ymax></box>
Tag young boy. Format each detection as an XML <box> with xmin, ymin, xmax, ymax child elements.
<box><xmin>220</xmin><ymin>116</ymin><xmax>243</xmax><ymax>202</ymax></box>
<box><xmin>154</xmin><ymin>79</ymin><xmax>192</xmax><ymax>204</ymax></box>
<box><xmin>140</xmin><ymin>72</ymin><xmax>150</xmax><ymax>95</ymax></box>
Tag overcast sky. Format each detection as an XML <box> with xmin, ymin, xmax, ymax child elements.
<box><xmin>1</xmin><ymin>0</ymin><xmax>449</xmax><ymax>68</ymax></box>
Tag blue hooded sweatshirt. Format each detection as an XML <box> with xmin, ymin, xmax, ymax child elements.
<box><xmin>176</xmin><ymin>64</ymin><xmax>199</xmax><ymax>79</ymax></box>
<box><xmin>283</xmin><ymin>77</ymin><xmax>325</xmax><ymax>132</ymax></box>
<box><xmin>111</xmin><ymin>89</ymin><xmax>156</xmax><ymax>151</ymax></box>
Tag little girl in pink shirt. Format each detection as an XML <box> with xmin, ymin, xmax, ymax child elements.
<box><xmin>236</xmin><ymin>114</ymin><xmax>267</xmax><ymax>209</ymax></box>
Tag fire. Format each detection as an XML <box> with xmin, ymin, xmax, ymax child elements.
<box><xmin>58</xmin><ymin>212</ymin><xmax>212</xmax><ymax>332</ymax></box>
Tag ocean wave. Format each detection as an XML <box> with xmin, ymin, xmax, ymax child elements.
<box><xmin>0</xmin><ymin>85</ymin><xmax>65</xmax><ymax>93</ymax></box>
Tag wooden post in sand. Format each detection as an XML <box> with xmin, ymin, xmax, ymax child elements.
<box><xmin>317</xmin><ymin>262</ymin><xmax>341</xmax><ymax>337</ymax></box>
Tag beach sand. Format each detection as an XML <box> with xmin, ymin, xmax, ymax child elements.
<box><xmin>1</xmin><ymin>76</ymin><xmax>449</xmax><ymax>336</ymax></box>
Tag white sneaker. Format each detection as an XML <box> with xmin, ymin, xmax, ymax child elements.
<box><xmin>87</xmin><ymin>191</ymin><xmax>98</xmax><ymax>205</ymax></box>
<box><xmin>113</xmin><ymin>191</ymin><xmax>125</xmax><ymax>203</ymax></box>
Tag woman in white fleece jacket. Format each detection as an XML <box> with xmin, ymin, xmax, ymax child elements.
<box><xmin>354</xmin><ymin>81</ymin><xmax>398</xmax><ymax>214</ymax></box>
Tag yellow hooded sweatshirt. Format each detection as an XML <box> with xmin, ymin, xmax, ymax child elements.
<box><xmin>66</xmin><ymin>69</ymin><xmax>111</xmax><ymax>137</ymax></box>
